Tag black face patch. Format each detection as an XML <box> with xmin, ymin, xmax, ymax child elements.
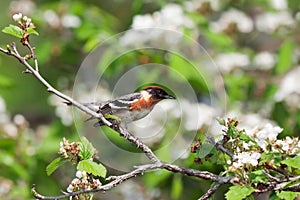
<box><xmin>146</xmin><ymin>87</ymin><xmax>174</xmax><ymax>99</ymax></box>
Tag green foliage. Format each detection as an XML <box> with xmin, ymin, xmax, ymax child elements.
<box><xmin>197</xmin><ymin>143</ymin><xmax>214</xmax><ymax>159</ymax></box>
<box><xmin>46</xmin><ymin>157</ymin><xmax>68</xmax><ymax>176</ymax></box>
<box><xmin>225</xmin><ymin>186</ymin><xmax>254</xmax><ymax>200</ymax></box>
<box><xmin>276</xmin><ymin>191</ymin><xmax>300</xmax><ymax>200</ymax></box>
<box><xmin>77</xmin><ymin>160</ymin><xmax>107</xmax><ymax>178</ymax></box>
<box><xmin>78</xmin><ymin>137</ymin><xmax>95</xmax><ymax>160</ymax></box>
<box><xmin>2</xmin><ymin>25</ymin><xmax>23</xmax><ymax>38</ymax></box>
<box><xmin>249</xmin><ymin>170</ymin><xmax>268</xmax><ymax>185</ymax></box>
<box><xmin>274</xmin><ymin>40</ymin><xmax>293</xmax><ymax>75</ymax></box>
<box><xmin>281</xmin><ymin>156</ymin><xmax>300</xmax><ymax>169</ymax></box>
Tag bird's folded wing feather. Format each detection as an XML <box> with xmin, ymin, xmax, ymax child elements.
<box><xmin>99</xmin><ymin>93</ymin><xmax>141</xmax><ymax>114</ymax></box>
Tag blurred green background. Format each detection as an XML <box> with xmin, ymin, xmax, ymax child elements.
<box><xmin>0</xmin><ymin>0</ymin><xmax>300</xmax><ymax>199</ymax></box>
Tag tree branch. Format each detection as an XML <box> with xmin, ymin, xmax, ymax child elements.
<box><xmin>206</xmin><ymin>136</ymin><xmax>235</xmax><ymax>160</ymax></box>
<box><xmin>32</xmin><ymin>162</ymin><xmax>233</xmax><ymax>199</ymax></box>
<box><xmin>198</xmin><ymin>183</ymin><xmax>221</xmax><ymax>200</ymax></box>
<box><xmin>2</xmin><ymin>41</ymin><xmax>232</xmax><ymax>199</ymax></box>
<box><xmin>0</xmin><ymin>43</ymin><xmax>112</xmax><ymax>127</ymax></box>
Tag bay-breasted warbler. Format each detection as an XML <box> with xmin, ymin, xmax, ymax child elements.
<box><xmin>90</xmin><ymin>86</ymin><xmax>175</xmax><ymax>127</ymax></box>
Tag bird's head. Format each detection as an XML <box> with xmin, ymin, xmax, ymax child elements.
<box><xmin>141</xmin><ymin>86</ymin><xmax>175</xmax><ymax>101</ymax></box>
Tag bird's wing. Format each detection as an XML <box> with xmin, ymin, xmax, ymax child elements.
<box><xmin>99</xmin><ymin>93</ymin><xmax>141</xmax><ymax>115</ymax></box>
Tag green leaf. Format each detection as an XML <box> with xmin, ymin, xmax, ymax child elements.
<box><xmin>46</xmin><ymin>157</ymin><xmax>68</xmax><ymax>176</ymax></box>
<box><xmin>2</xmin><ymin>25</ymin><xmax>23</xmax><ymax>38</ymax></box>
<box><xmin>225</xmin><ymin>186</ymin><xmax>254</xmax><ymax>200</ymax></box>
<box><xmin>171</xmin><ymin>174</ymin><xmax>183</xmax><ymax>200</ymax></box>
<box><xmin>27</xmin><ymin>28</ymin><xmax>39</xmax><ymax>36</ymax></box>
<box><xmin>276</xmin><ymin>191</ymin><xmax>300</xmax><ymax>200</ymax></box>
<box><xmin>78</xmin><ymin>137</ymin><xmax>95</xmax><ymax>160</ymax></box>
<box><xmin>275</xmin><ymin>40</ymin><xmax>293</xmax><ymax>74</ymax></box>
<box><xmin>77</xmin><ymin>160</ymin><xmax>107</xmax><ymax>178</ymax></box>
<box><xmin>261</xmin><ymin>152</ymin><xmax>282</xmax><ymax>164</ymax></box>
<box><xmin>198</xmin><ymin>143</ymin><xmax>214</xmax><ymax>159</ymax></box>
<box><xmin>281</xmin><ymin>156</ymin><xmax>300</xmax><ymax>168</ymax></box>
<box><xmin>249</xmin><ymin>170</ymin><xmax>268</xmax><ymax>184</ymax></box>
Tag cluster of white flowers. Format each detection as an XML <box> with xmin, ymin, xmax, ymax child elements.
<box><xmin>270</xmin><ymin>0</ymin><xmax>288</xmax><ymax>10</ymax></box>
<box><xmin>253</xmin><ymin>51</ymin><xmax>276</xmax><ymax>70</ymax></box>
<box><xmin>231</xmin><ymin>152</ymin><xmax>261</xmax><ymax>170</ymax></box>
<box><xmin>272</xmin><ymin>137</ymin><xmax>300</xmax><ymax>155</ymax></box>
<box><xmin>185</xmin><ymin>0</ymin><xmax>221</xmax><ymax>12</ymax></box>
<box><xmin>120</xmin><ymin>3</ymin><xmax>195</xmax><ymax>47</ymax></box>
<box><xmin>215</xmin><ymin>52</ymin><xmax>250</xmax><ymax>72</ymax></box>
<box><xmin>43</xmin><ymin>10</ymin><xmax>81</xmax><ymax>29</ymax></box>
<box><xmin>215</xmin><ymin>51</ymin><xmax>278</xmax><ymax>72</ymax></box>
<box><xmin>274</xmin><ymin>66</ymin><xmax>300</xmax><ymax>108</ymax></box>
<box><xmin>67</xmin><ymin>171</ymin><xmax>101</xmax><ymax>193</ymax></box>
<box><xmin>210</xmin><ymin>8</ymin><xmax>253</xmax><ymax>33</ymax></box>
<box><xmin>12</xmin><ymin>13</ymin><xmax>35</xmax><ymax>28</ymax></box>
<box><xmin>247</xmin><ymin>123</ymin><xmax>283</xmax><ymax>151</ymax></box>
<box><xmin>255</xmin><ymin>11</ymin><xmax>294</xmax><ymax>33</ymax></box>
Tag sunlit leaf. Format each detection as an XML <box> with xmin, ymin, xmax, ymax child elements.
<box><xmin>2</xmin><ymin>25</ymin><xmax>23</xmax><ymax>38</ymax></box>
<box><xmin>281</xmin><ymin>156</ymin><xmax>300</xmax><ymax>168</ymax></box>
<box><xmin>276</xmin><ymin>191</ymin><xmax>300</xmax><ymax>200</ymax></box>
<box><xmin>225</xmin><ymin>186</ymin><xmax>254</xmax><ymax>200</ymax></box>
<box><xmin>78</xmin><ymin>136</ymin><xmax>95</xmax><ymax>160</ymax></box>
<box><xmin>27</xmin><ymin>28</ymin><xmax>39</xmax><ymax>36</ymax></box>
<box><xmin>77</xmin><ymin>160</ymin><xmax>107</xmax><ymax>178</ymax></box>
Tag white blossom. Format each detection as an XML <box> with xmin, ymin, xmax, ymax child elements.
<box><xmin>185</xmin><ymin>0</ymin><xmax>221</xmax><ymax>12</ymax></box>
<box><xmin>270</xmin><ymin>0</ymin><xmax>288</xmax><ymax>10</ymax></box>
<box><xmin>210</xmin><ymin>8</ymin><xmax>253</xmax><ymax>33</ymax></box>
<box><xmin>215</xmin><ymin>52</ymin><xmax>250</xmax><ymax>72</ymax></box>
<box><xmin>61</xmin><ymin>14</ymin><xmax>81</xmax><ymax>28</ymax></box>
<box><xmin>275</xmin><ymin>66</ymin><xmax>300</xmax><ymax>108</ymax></box>
<box><xmin>12</xmin><ymin>13</ymin><xmax>22</xmax><ymax>22</ymax></box>
<box><xmin>255</xmin><ymin>11</ymin><xmax>294</xmax><ymax>33</ymax></box>
<box><xmin>248</xmin><ymin>123</ymin><xmax>283</xmax><ymax>150</ymax></box>
<box><xmin>43</xmin><ymin>10</ymin><xmax>60</xmax><ymax>28</ymax></box>
<box><xmin>234</xmin><ymin>152</ymin><xmax>261</xmax><ymax>168</ymax></box>
<box><xmin>253</xmin><ymin>51</ymin><xmax>276</xmax><ymax>70</ymax></box>
<box><xmin>66</xmin><ymin>184</ymin><xmax>74</xmax><ymax>193</ymax></box>
<box><xmin>120</xmin><ymin>3</ymin><xmax>194</xmax><ymax>46</ymax></box>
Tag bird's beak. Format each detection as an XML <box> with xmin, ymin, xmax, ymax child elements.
<box><xmin>163</xmin><ymin>94</ymin><xmax>176</xmax><ymax>99</ymax></box>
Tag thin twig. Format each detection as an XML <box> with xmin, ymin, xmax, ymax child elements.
<box><xmin>0</xmin><ymin>44</ymin><xmax>112</xmax><ymax>126</ymax></box>
<box><xmin>23</xmin><ymin>41</ymin><xmax>39</xmax><ymax>71</ymax></box>
<box><xmin>206</xmin><ymin>136</ymin><xmax>235</xmax><ymax>160</ymax></box>
<box><xmin>198</xmin><ymin>183</ymin><xmax>221</xmax><ymax>200</ymax></box>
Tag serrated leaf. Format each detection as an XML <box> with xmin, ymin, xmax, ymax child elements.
<box><xmin>281</xmin><ymin>156</ymin><xmax>300</xmax><ymax>168</ymax></box>
<box><xmin>27</xmin><ymin>28</ymin><xmax>39</xmax><ymax>36</ymax></box>
<box><xmin>77</xmin><ymin>160</ymin><xmax>107</xmax><ymax>178</ymax></box>
<box><xmin>225</xmin><ymin>186</ymin><xmax>254</xmax><ymax>200</ymax></box>
<box><xmin>46</xmin><ymin>157</ymin><xmax>68</xmax><ymax>176</ymax></box>
<box><xmin>2</xmin><ymin>25</ymin><xmax>23</xmax><ymax>38</ymax></box>
<box><xmin>276</xmin><ymin>191</ymin><xmax>300</xmax><ymax>200</ymax></box>
<box><xmin>78</xmin><ymin>137</ymin><xmax>95</xmax><ymax>160</ymax></box>
<box><xmin>198</xmin><ymin>143</ymin><xmax>214</xmax><ymax>159</ymax></box>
